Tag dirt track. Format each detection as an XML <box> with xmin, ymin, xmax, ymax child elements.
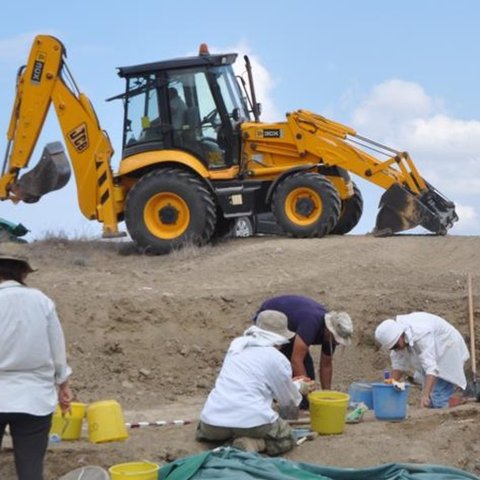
<box><xmin>1</xmin><ymin>234</ymin><xmax>480</xmax><ymax>479</ymax></box>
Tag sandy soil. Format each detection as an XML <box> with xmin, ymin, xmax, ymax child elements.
<box><xmin>1</xmin><ymin>234</ymin><xmax>480</xmax><ymax>479</ymax></box>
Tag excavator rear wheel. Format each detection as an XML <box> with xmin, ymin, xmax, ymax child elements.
<box><xmin>125</xmin><ymin>168</ymin><xmax>216</xmax><ymax>254</ymax></box>
<box><xmin>272</xmin><ymin>172</ymin><xmax>341</xmax><ymax>238</ymax></box>
<box><xmin>331</xmin><ymin>181</ymin><xmax>363</xmax><ymax>235</ymax></box>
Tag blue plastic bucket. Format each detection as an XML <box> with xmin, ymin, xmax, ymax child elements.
<box><xmin>347</xmin><ymin>382</ymin><xmax>374</xmax><ymax>409</ymax></box>
<box><xmin>372</xmin><ymin>383</ymin><xmax>410</xmax><ymax>421</ymax></box>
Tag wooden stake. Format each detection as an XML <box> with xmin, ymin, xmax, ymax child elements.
<box><xmin>468</xmin><ymin>273</ymin><xmax>476</xmax><ymax>378</ymax></box>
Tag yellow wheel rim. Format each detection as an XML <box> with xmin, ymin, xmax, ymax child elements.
<box><xmin>285</xmin><ymin>187</ymin><xmax>323</xmax><ymax>226</ymax></box>
<box><xmin>144</xmin><ymin>192</ymin><xmax>190</xmax><ymax>240</ymax></box>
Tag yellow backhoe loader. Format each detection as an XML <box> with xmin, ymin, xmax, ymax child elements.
<box><xmin>0</xmin><ymin>35</ymin><xmax>458</xmax><ymax>254</ymax></box>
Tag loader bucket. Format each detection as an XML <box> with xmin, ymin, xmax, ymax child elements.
<box><xmin>14</xmin><ymin>142</ymin><xmax>71</xmax><ymax>203</ymax></box>
<box><xmin>373</xmin><ymin>183</ymin><xmax>458</xmax><ymax>236</ymax></box>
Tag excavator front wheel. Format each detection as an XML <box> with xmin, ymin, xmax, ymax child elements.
<box><xmin>272</xmin><ymin>172</ymin><xmax>341</xmax><ymax>238</ymax></box>
<box><xmin>125</xmin><ymin>168</ymin><xmax>216</xmax><ymax>254</ymax></box>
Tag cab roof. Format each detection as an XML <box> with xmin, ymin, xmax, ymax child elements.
<box><xmin>117</xmin><ymin>52</ymin><xmax>237</xmax><ymax>78</ymax></box>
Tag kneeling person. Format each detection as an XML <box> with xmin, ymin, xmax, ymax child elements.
<box><xmin>196</xmin><ymin>311</ymin><xmax>307</xmax><ymax>455</ymax></box>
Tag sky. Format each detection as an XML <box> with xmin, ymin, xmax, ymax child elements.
<box><xmin>0</xmin><ymin>0</ymin><xmax>479</xmax><ymax>240</ymax></box>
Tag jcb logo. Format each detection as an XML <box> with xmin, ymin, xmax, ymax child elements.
<box><xmin>256</xmin><ymin>128</ymin><xmax>282</xmax><ymax>139</ymax></box>
<box><xmin>68</xmin><ymin>124</ymin><xmax>89</xmax><ymax>153</ymax></box>
<box><xmin>31</xmin><ymin>52</ymin><xmax>47</xmax><ymax>84</ymax></box>
<box><xmin>31</xmin><ymin>60</ymin><xmax>44</xmax><ymax>84</ymax></box>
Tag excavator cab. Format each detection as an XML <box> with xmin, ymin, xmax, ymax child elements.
<box><xmin>115</xmin><ymin>49</ymin><xmax>251</xmax><ymax>170</ymax></box>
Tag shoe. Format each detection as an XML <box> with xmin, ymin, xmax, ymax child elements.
<box><xmin>448</xmin><ymin>396</ymin><xmax>468</xmax><ymax>407</ymax></box>
<box><xmin>232</xmin><ymin>436</ymin><xmax>266</xmax><ymax>452</ymax></box>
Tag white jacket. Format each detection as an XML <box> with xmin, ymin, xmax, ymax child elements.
<box><xmin>0</xmin><ymin>280</ymin><xmax>72</xmax><ymax>415</ymax></box>
<box><xmin>200</xmin><ymin>335</ymin><xmax>301</xmax><ymax>428</ymax></box>
<box><xmin>390</xmin><ymin>312</ymin><xmax>470</xmax><ymax>389</ymax></box>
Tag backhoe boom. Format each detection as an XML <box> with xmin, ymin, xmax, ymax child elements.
<box><xmin>0</xmin><ymin>35</ymin><xmax>123</xmax><ymax>236</ymax></box>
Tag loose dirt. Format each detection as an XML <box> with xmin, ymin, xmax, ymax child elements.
<box><xmin>1</xmin><ymin>234</ymin><xmax>480</xmax><ymax>479</ymax></box>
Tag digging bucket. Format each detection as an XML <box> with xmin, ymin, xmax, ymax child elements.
<box><xmin>308</xmin><ymin>390</ymin><xmax>349</xmax><ymax>435</ymax></box>
<box><xmin>109</xmin><ymin>461</ymin><xmax>159</xmax><ymax>480</ymax></box>
<box><xmin>372</xmin><ymin>383</ymin><xmax>410</xmax><ymax>421</ymax></box>
<box><xmin>49</xmin><ymin>402</ymin><xmax>86</xmax><ymax>441</ymax></box>
<box><xmin>86</xmin><ymin>400</ymin><xmax>128</xmax><ymax>444</ymax></box>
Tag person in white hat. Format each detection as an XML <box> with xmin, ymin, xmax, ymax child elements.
<box><xmin>0</xmin><ymin>243</ymin><xmax>73</xmax><ymax>480</ymax></box>
<box><xmin>196</xmin><ymin>310</ymin><xmax>314</xmax><ymax>455</ymax></box>
<box><xmin>375</xmin><ymin>312</ymin><xmax>470</xmax><ymax>408</ymax></box>
<box><xmin>254</xmin><ymin>295</ymin><xmax>353</xmax><ymax>407</ymax></box>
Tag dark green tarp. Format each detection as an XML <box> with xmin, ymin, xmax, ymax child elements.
<box><xmin>159</xmin><ymin>447</ymin><xmax>479</xmax><ymax>480</ymax></box>
<box><xmin>0</xmin><ymin>217</ymin><xmax>28</xmax><ymax>243</ymax></box>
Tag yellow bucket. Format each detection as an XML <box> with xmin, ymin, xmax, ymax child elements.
<box><xmin>308</xmin><ymin>390</ymin><xmax>350</xmax><ymax>435</ymax></box>
<box><xmin>49</xmin><ymin>402</ymin><xmax>86</xmax><ymax>440</ymax></box>
<box><xmin>86</xmin><ymin>400</ymin><xmax>129</xmax><ymax>444</ymax></box>
<box><xmin>109</xmin><ymin>461</ymin><xmax>159</xmax><ymax>480</ymax></box>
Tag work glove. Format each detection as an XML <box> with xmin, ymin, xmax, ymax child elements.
<box><xmin>392</xmin><ymin>380</ymin><xmax>406</xmax><ymax>391</ymax></box>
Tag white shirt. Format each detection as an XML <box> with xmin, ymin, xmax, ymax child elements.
<box><xmin>0</xmin><ymin>280</ymin><xmax>72</xmax><ymax>415</ymax></box>
<box><xmin>200</xmin><ymin>343</ymin><xmax>302</xmax><ymax>428</ymax></box>
<box><xmin>390</xmin><ymin>312</ymin><xmax>470</xmax><ymax>389</ymax></box>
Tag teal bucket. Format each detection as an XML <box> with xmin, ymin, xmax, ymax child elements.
<box><xmin>372</xmin><ymin>383</ymin><xmax>410</xmax><ymax>421</ymax></box>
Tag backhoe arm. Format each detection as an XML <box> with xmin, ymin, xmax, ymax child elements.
<box><xmin>288</xmin><ymin>110</ymin><xmax>427</xmax><ymax>193</ymax></box>
<box><xmin>289</xmin><ymin>110</ymin><xmax>458</xmax><ymax>234</ymax></box>
<box><xmin>243</xmin><ymin>109</ymin><xmax>457</xmax><ymax>235</ymax></box>
<box><xmin>0</xmin><ymin>37</ymin><xmax>62</xmax><ymax>197</ymax></box>
<box><xmin>0</xmin><ymin>35</ymin><xmax>123</xmax><ymax>236</ymax></box>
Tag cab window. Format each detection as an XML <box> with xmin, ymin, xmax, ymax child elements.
<box><xmin>124</xmin><ymin>75</ymin><xmax>164</xmax><ymax>147</ymax></box>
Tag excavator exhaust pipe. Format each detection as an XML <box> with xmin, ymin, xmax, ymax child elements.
<box><xmin>373</xmin><ymin>183</ymin><xmax>458</xmax><ymax>237</ymax></box>
<box><xmin>14</xmin><ymin>142</ymin><xmax>71</xmax><ymax>203</ymax></box>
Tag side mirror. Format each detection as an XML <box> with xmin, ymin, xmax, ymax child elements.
<box><xmin>232</xmin><ymin>108</ymin><xmax>241</xmax><ymax>122</ymax></box>
<box><xmin>255</xmin><ymin>102</ymin><xmax>262</xmax><ymax>118</ymax></box>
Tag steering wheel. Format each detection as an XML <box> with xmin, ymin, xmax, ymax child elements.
<box><xmin>201</xmin><ymin>108</ymin><xmax>218</xmax><ymax>126</ymax></box>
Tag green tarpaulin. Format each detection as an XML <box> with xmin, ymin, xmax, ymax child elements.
<box><xmin>159</xmin><ymin>447</ymin><xmax>479</xmax><ymax>480</ymax></box>
<box><xmin>0</xmin><ymin>217</ymin><xmax>28</xmax><ymax>242</ymax></box>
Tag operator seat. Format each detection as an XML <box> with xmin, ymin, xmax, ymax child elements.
<box><xmin>183</xmin><ymin>106</ymin><xmax>202</xmax><ymax>142</ymax></box>
<box><xmin>168</xmin><ymin>88</ymin><xmax>187</xmax><ymax>131</ymax></box>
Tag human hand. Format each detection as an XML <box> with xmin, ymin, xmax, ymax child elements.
<box><xmin>58</xmin><ymin>382</ymin><xmax>73</xmax><ymax>415</ymax></box>
<box><xmin>293</xmin><ymin>377</ymin><xmax>316</xmax><ymax>396</ymax></box>
<box><xmin>420</xmin><ymin>394</ymin><xmax>431</xmax><ymax>408</ymax></box>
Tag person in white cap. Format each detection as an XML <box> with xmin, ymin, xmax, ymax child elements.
<box><xmin>0</xmin><ymin>243</ymin><xmax>72</xmax><ymax>480</ymax></box>
<box><xmin>375</xmin><ymin>312</ymin><xmax>470</xmax><ymax>408</ymax></box>
<box><xmin>196</xmin><ymin>310</ymin><xmax>313</xmax><ymax>455</ymax></box>
<box><xmin>254</xmin><ymin>295</ymin><xmax>353</xmax><ymax>407</ymax></box>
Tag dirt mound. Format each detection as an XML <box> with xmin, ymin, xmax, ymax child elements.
<box><xmin>1</xmin><ymin>235</ymin><xmax>480</xmax><ymax>479</ymax></box>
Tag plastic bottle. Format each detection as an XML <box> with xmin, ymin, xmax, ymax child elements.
<box><xmin>49</xmin><ymin>433</ymin><xmax>61</xmax><ymax>443</ymax></box>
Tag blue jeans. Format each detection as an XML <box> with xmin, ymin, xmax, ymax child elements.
<box><xmin>430</xmin><ymin>378</ymin><xmax>455</xmax><ymax>408</ymax></box>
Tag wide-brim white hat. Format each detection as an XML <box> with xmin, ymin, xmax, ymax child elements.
<box><xmin>325</xmin><ymin>311</ymin><xmax>353</xmax><ymax>346</ymax></box>
<box><xmin>256</xmin><ymin>310</ymin><xmax>295</xmax><ymax>340</ymax></box>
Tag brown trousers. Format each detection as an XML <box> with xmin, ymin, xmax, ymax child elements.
<box><xmin>196</xmin><ymin>417</ymin><xmax>295</xmax><ymax>456</ymax></box>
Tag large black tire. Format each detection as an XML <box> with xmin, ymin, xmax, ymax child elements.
<box><xmin>271</xmin><ymin>172</ymin><xmax>341</xmax><ymax>238</ymax></box>
<box><xmin>331</xmin><ymin>182</ymin><xmax>363</xmax><ymax>235</ymax></box>
<box><xmin>125</xmin><ymin>168</ymin><xmax>216</xmax><ymax>254</ymax></box>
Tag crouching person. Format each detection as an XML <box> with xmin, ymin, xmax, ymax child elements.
<box><xmin>196</xmin><ymin>311</ymin><xmax>308</xmax><ymax>455</ymax></box>
<box><xmin>375</xmin><ymin>312</ymin><xmax>470</xmax><ymax>408</ymax></box>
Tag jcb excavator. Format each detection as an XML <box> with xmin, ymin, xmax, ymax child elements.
<box><xmin>0</xmin><ymin>35</ymin><xmax>458</xmax><ymax>254</ymax></box>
